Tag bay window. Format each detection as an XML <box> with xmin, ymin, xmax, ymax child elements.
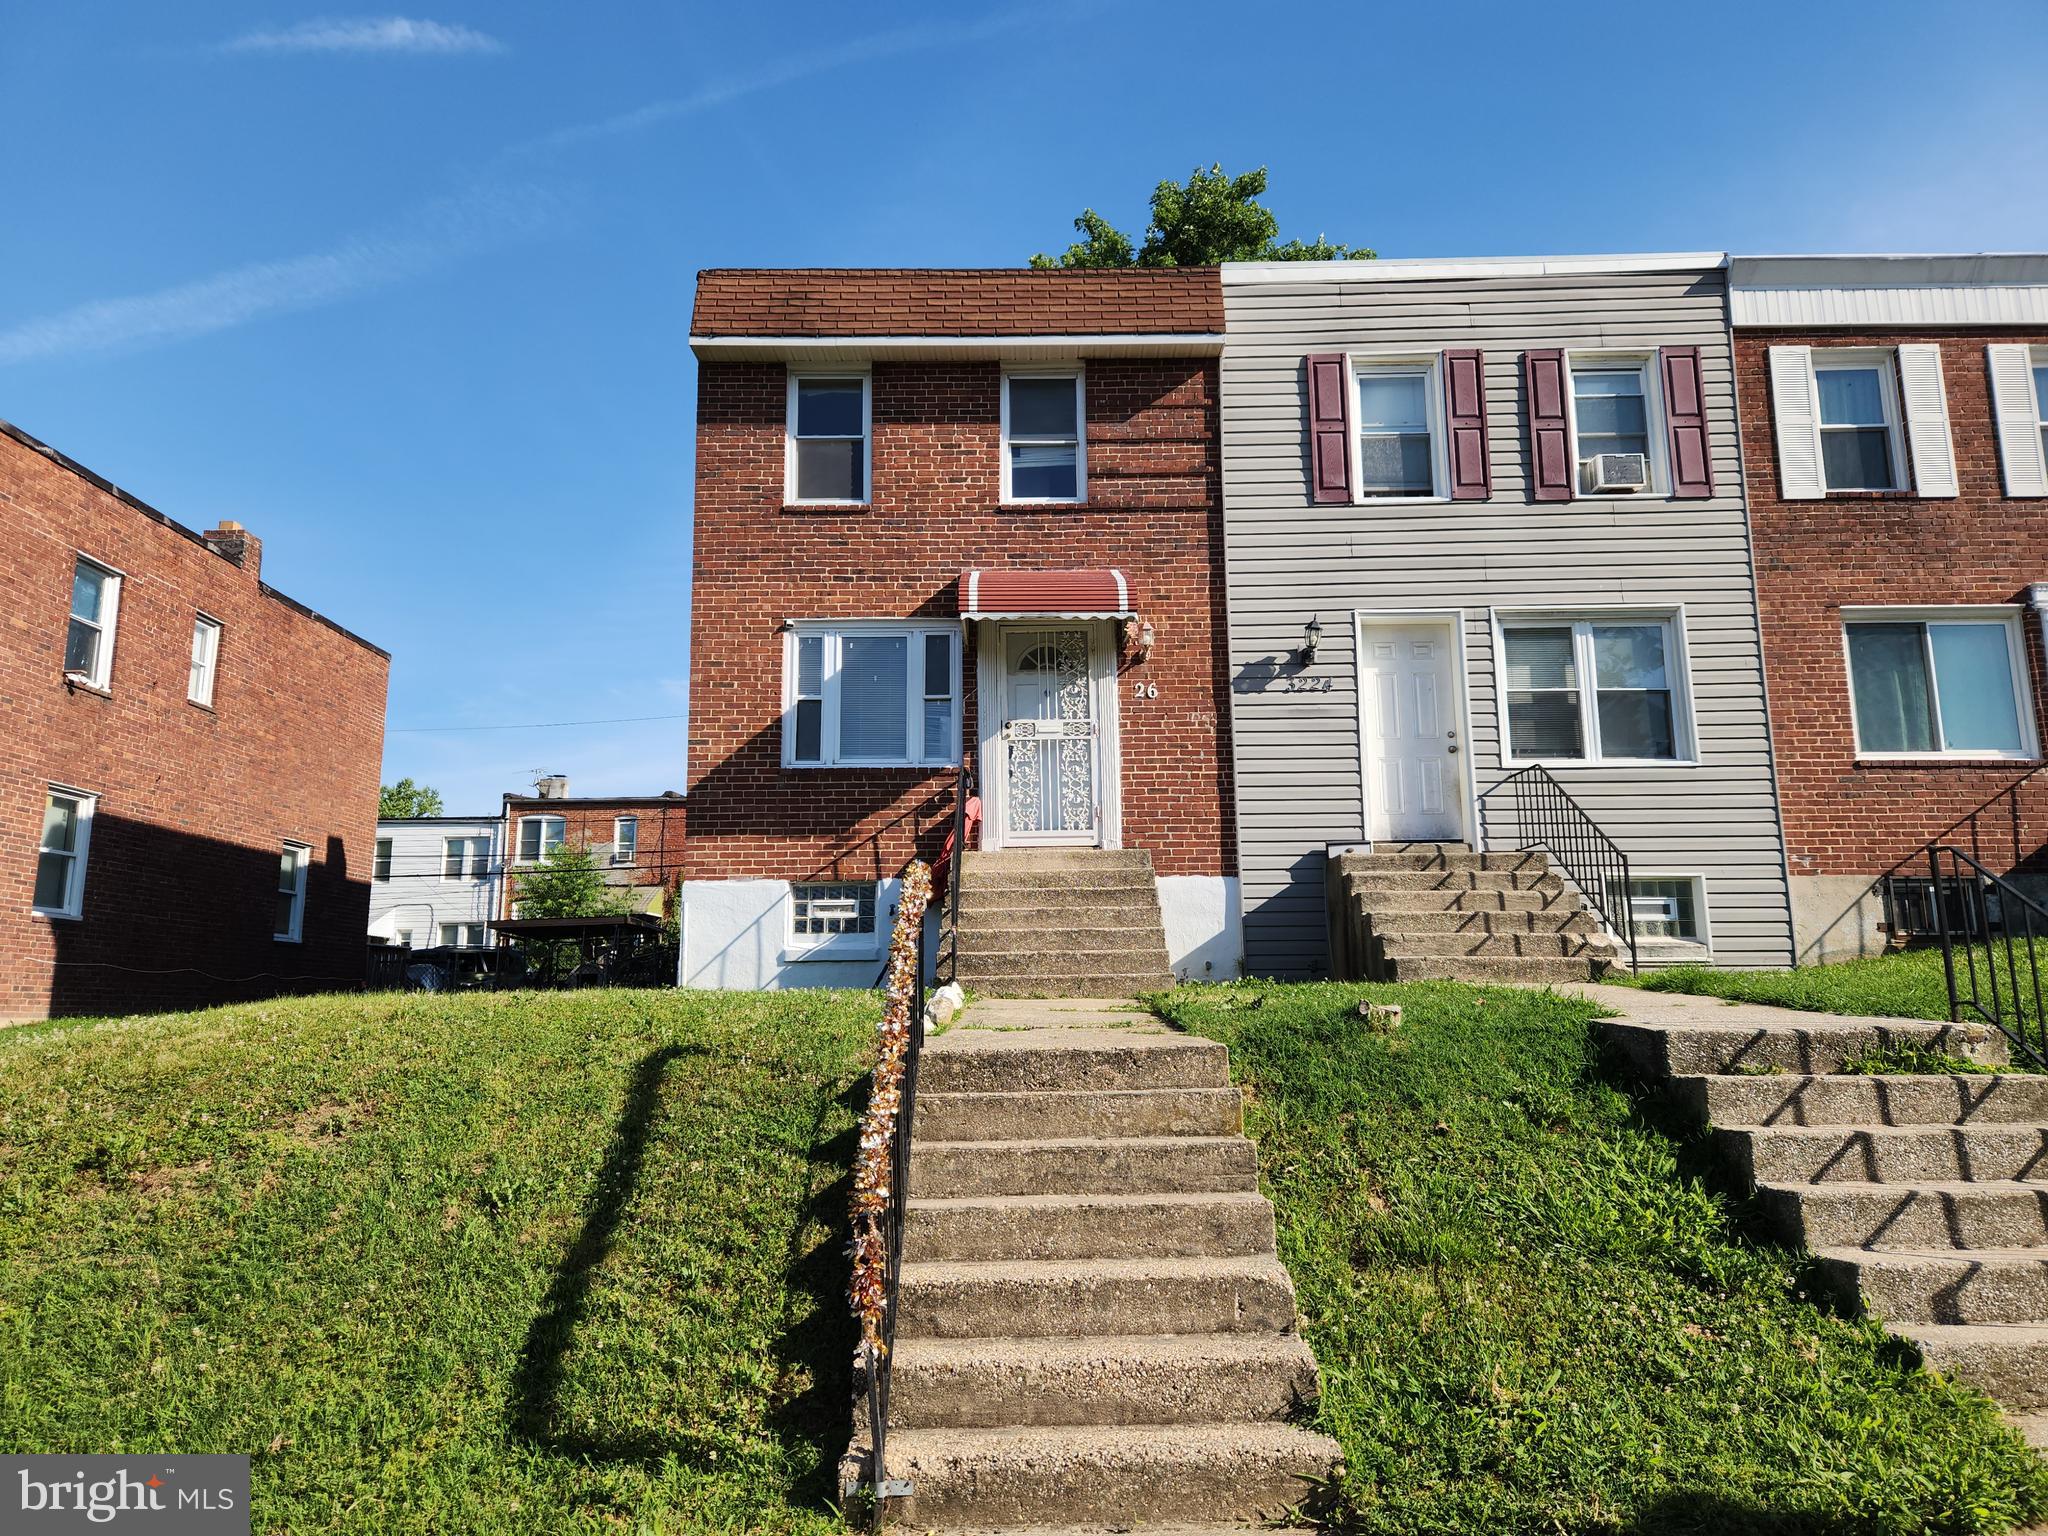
<box><xmin>1501</xmin><ymin>615</ymin><xmax>1689</xmax><ymax>763</ymax></box>
<box><xmin>1845</xmin><ymin>611</ymin><xmax>2034</xmax><ymax>759</ymax></box>
<box><xmin>783</xmin><ymin>623</ymin><xmax>960</xmax><ymax>768</ymax></box>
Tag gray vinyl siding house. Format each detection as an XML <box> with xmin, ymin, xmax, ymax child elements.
<box><xmin>1219</xmin><ymin>254</ymin><xmax>1795</xmax><ymax>977</ymax></box>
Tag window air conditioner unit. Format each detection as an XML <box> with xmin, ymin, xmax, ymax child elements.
<box><xmin>1586</xmin><ymin>452</ymin><xmax>1649</xmax><ymax>493</ymax></box>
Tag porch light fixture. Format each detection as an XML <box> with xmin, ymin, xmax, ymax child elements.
<box><xmin>1134</xmin><ymin>619</ymin><xmax>1156</xmax><ymax>658</ymax></box>
<box><xmin>1300</xmin><ymin>615</ymin><xmax>1323</xmax><ymax>664</ymax></box>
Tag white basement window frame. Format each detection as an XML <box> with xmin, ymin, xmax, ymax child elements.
<box><xmin>188</xmin><ymin>613</ymin><xmax>222</xmax><ymax>707</ymax></box>
<box><xmin>782</xmin><ymin>621</ymin><xmax>962</xmax><ymax>769</ymax></box>
<box><xmin>515</xmin><ymin>815</ymin><xmax>566</xmax><ymax>864</ymax></box>
<box><xmin>1496</xmin><ymin>610</ymin><xmax>1697</xmax><ymax>767</ymax></box>
<box><xmin>787</xmin><ymin>880</ymin><xmax>881</xmax><ymax>960</ymax></box>
<box><xmin>1842</xmin><ymin>607</ymin><xmax>2038</xmax><ymax>761</ymax></box>
<box><xmin>1001</xmin><ymin>369</ymin><xmax>1087</xmax><ymax>504</ymax></box>
<box><xmin>785</xmin><ymin>371</ymin><xmax>871</xmax><ymax>506</ymax></box>
<box><xmin>1350</xmin><ymin>353</ymin><xmax>1445</xmax><ymax>501</ymax></box>
<box><xmin>1814</xmin><ymin>349</ymin><xmax>1907</xmax><ymax>492</ymax></box>
<box><xmin>64</xmin><ymin>555</ymin><xmax>122</xmax><ymax>691</ymax></box>
<box><xmin>1607</xmin><ymin>872</ymin><xmax>1711</xmax><ymax>950</ymax></box>
<box><xmin>1564</xmin><ymin>351</ymin><xmax>1667</xmax><ymax>496</ymax></box>
<box><xmin>33</xmin><ymin>785</ymin><xmax>97</xmax><ymax>920</ymax></box>
<box><xmin>274</xmin><ymin>841</ymin><xmax>310</xmax><ymax>943</ymax></box>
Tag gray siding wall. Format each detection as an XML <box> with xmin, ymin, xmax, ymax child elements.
<box><xmin>1221</xmin><ymin>266</ymin><xmax>1794</xmax><ymax>977</ymax></box>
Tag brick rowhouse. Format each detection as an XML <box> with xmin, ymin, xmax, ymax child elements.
<box><xmin>682</xmin><ymin>269</ymin><xmax>1237</xmax><ymax>985</ymax></box>
<box><xmin>0</xmin><ymin>420</ymin><xmax>388</xmax><ymax>1018</ymax></box>
<box><xmin>499</xmin><ymin>790</ymin><xmax>687</xmax><ymax>917</ymax></box>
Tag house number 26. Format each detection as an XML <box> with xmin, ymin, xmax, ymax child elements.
<box><xmin>1131</xmin><ymin>680</ymin><xmax>1158</xmax><ymax>700</ymax></box>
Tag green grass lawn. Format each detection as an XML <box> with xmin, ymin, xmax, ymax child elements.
<box><xmin>1617</xmin><ymin>945</ymin><xmax>2012</xmax><ymax>1026</ymax></box>
<box><xmin>1155</xmin><ymin>980</ymin><xmax>2048</xmax><ymax>1536</ymax></box>
<box><xmin>0</xmin><ymin>988</ymin><xmax>878</xmax><ymax>1535</ymax></box>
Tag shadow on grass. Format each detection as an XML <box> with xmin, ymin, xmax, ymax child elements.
<box><xmin>1617</xmin><ymin>1493</ymin><xmax>1874</xmax><ymax>1535</ymax></box>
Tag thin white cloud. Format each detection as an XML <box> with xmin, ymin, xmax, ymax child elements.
<box><xmin>0</xmin><ymin>183</ymin><xmax>555</xmax><ymax>365</ymax></box>
<box><xmin>221</xmin><ymin>17</ymin><xmax>502</xmax><ymax>55</ymax></box>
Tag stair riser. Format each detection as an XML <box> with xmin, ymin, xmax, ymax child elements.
<box><xmin>1672</xmin><ymin>1074</ymin><xmax>2048</xmax><ymax>1129</ymax></box>
<box><xmin>957</xmin><ymin>946</ymin><xmax>1173</xmax><ymax>971</ymax></box>
<box><xmin>905</xmin><ymin>1197</ymin><xmax>1275</xmax><ymax>1263</ymax></box>
<box><xmin>962</xmin><ymin>873</ymin><xmax>1158</xmax><ymax>894</ymax></box>
<box><xmin>887</xmin><ymin>1346</ymin><xmax>1314</xmax><ymax>1428</ymax></box>
<box><xmin>1379</xmin><ymin>955</ymin><xmax>1608</xmax><ymax>983</ymax></box>
<box><xmin>1605</xmin><ymin>1021</ymin><xmax>2002</xmax><ymax>1078</ymax></box>
<box><xmin>911</xmin><ymin>1139</ymin><xmax>1257</xmax><ymax>1199</ymax></box>
<box><xmin>1756</xmin><ymin>1185</ymin><xmax>2048</xmax><ymax>1250</ymax></box>
<box><xmin>1335</xmin><ymin>852</ymin><xmax>1551</xmax><ymax>874</ymax></box>
<box><xmin>1363</xmin><ymin>890</ymin><xmax>1574</xmax><ymax>914</ymax></box>
<box><xmin>1375</xmin><ymin>933</ymin><xmax>1613</xmax><ymax>958</ymax></box>
<box><xmin>956</xmin><ymin>911</ymin><xmax>1165</xmax><ymax>935</ymax></box>
<box><xmin>886</xmin><ymin>1443</ymin><xmax>1336</xmax><ymax>1528</ymax></box>
<box><xmin>1362</xmin><ymin>910</ymin><xmax>1599</xmax><ymax>936</ymax></box>
<box><xmin>1815</xmin><ymin>1255</ymin><xmax>2048</xmax><ymax>1326</ymax></box>
<box><xmin>964</xmin><ymin>850</ymin><xmax>1157</xmax><ymax>872</ymax></box>
<box><xmin>1907</xmin><ymin>1331</ymin><xmax>2048</xmax><ymax>1409</ymax></box>
<box><xmin>1343</xmin><ymin>872</ymin><xmax>1564</xmax><ymax>895</ymax></box>
<box><xmin>918</xmin><ymin>1044</ymin><xmax>1230</xmax><ymax>1094</ymax></box>
<box><xmin>897</xmin><ymin>1269</ymin><xmax>1300</xmax><ymax>1340</ymax></box>
<box><xmin>956</xmin><ymin>975</ymin><xmax>1177</xmax><ymax>999</ymax></box>
<box><xmin>1721</xmin><ymin>1126</ymin><xmax>2048</xmax><ymax>1185</ymax></box>
<box><xmin>915</xmin><ymin>1087</ymin><xmax>1242</xmax><ymax>1141</ymax></box>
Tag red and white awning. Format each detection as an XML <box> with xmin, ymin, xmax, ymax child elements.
<box><xmin>957</xmin><ymin>568</ymin><xmax>1135</xmax><ymax>620</ymax></box>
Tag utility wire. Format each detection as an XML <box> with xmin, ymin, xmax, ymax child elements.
<box><xmin>388</xmin><ymin>713</ymin><xmax>688</xmax><ymax>733</ymax></box>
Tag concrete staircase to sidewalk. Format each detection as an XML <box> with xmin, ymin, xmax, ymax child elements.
<box><xmin>851</xmin><ymin>997</ymin><xmax>1342</xmax><ymax>1530</ymax></box>
<box><xmin>953</xmin><ymin>850</ymin><xmax>1175</xmax><ymax>998</ymax></box>
<box><xmin>1598</xmin><ymin>984</ymin><xmax>2048</xmax><ymax>1452</ymax></box>
<box><xmin>1332</xmin><ymin>843</ymin><xmax>1617</xmax><ymax>984</ymax></box>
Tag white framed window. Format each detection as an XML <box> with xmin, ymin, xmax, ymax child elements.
<box><xmin>1843</xmin><ymin>608</ymin><xmax>2036</xmax><ymax>761</ymax></box>
<box><xmin>439</xmin><ymin>922</ymin><xmax>488</xmax><ymax>948</ymax></box>
<box><xmin>394</xmin><ymin>926</ymin><xmax>415</xmax><ymax>948</ymax></box>
<box><xmin>1815</xmin><ymin>351</ymin><xmax>1906</xmax><ymax>492</ymax></box>
<box><xmin>187</xmin><ymin>614</ymin><xmax>222</xmax><ymax>706</ymax></box>
<box><xmin>1001</xmin><ymin>371</ymin><xmax>1086</xmax><ymax>503</ymax></box>
<box><xmin>443</xmin><ymin>835</ymin><xmax>490</xmax><ymax>879</ymax></box>
<box><xmin>1567</xmin><ymin>354</ymin><xmax>1661</xmax><ymax>494</ymax></box>
<box><xmin>1499</xmin><ymin>613</ymin><xmax>1693</xmax><ymax>765</ymax></box>
<box><xmin>64</xmin><ymin>556</ymin><xmax>121</xmax><ymax>690</ymax></box>
<box><xmin>612</xmin><ymin>815</ymin><xmax>638</xmax><ymax>865</ymax></box>
<box><xmin>1607</xmin><ymin>873</ymin><xmax>1709</xmax><ymax>947</ymax></box>
<box><xmin>33</xmin><ymin>786</ymin><xmax>96</xmax><ymax>919</ymax></box>
<box><xmin>515</xmin><ymin>815</ymin><xmax>565</xmax><ymax>864</ymax></box>
<box><xmin>1352</xmin><ymin>359</ymin><xmax>1441</xmax><ymax>499</ymax></box>
<box><xmin>275</xmin><ymin>842</ymin><xmax>310</xmax><ymax>942</ymax></box>
<box><xmin>786</xmin><ymin>372</ymin><xmax>870</xmax><ymax>505</ymax></box>
<box><xmin>373</xmin><ymin>837</ymin><xmax>393</xmax><ymax>881</ymax></box>
<box><xmin>782</xmin><ymin>622</ymin><xmax>961</xmax><ymax>768</ymax></box>
<box><xmin>788</xmin><ymin>880</ymin><xmax>879</xmax><ymax>959</ymax></box>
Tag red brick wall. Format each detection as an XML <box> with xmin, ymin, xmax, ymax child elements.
<box><xmin>1734</xmin><ymin>329</ymin><xmax>2048</xmax><ymax>878</ymax></box>
<box><xmin>684</xmin><ymin>358</ymin><xmax>1234</xmax><ymax>883</ymax></box>
<box><xmin>500</xmin><ymin>798</ymin><xmax>686</xmax><ymax>916</ymax></box>
<box><xmin>0</xmin><ymin>429</ymin><xmax>389</xmax><ymax>1018</ymax></box>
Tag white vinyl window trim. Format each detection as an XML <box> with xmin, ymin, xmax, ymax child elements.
<box><xmin>373</xmin><ymin>837</ymin><xmax>393</xmax><ymax>881</ymax></box>
<box><xmin>32</xmin><ymin>785</ymin><xmax>97</xmax><ymax>920</ymax></box>
<box><xmin>785</xmin><ymin>371</ymin><xmax>872</xmax><ymax>506</ymax></box>
<box><xmin>1495</xmin><ymin>609</ymin><xmax>1698</xmax><ymax>767</ymax></box>
<box><xmin>1348</xmin><ymin>353</ymin><xmax>1447</xmax><ymax>503</ymax></box>
<box><xmin>1563</xmin><ymin>352</ymin><xmax>1668</xmax><ymax>497</ymax></box>
<box><xmin>1608</xmin><ymin>871</ymin><xmax>1711</xmax><ymax>950</ymax></box>
<box><xmin>440</xmin><ymin>922</ymin><xmax>488</xmax><ymax>948</ymax></box>
<box><xmin>188</xmin><ymin>614</ymin><xmax>222</xmax><ymax>707</ymax></box>
<box><xmin>781</xmin><ymin>621</ymin><xmax>962</xmax><ymax>769</ymax></box>
<box><xmin>515</xmin><ymin>815</ymin><xmax>566</xmax><ymax>864</ymax></box>
<box><xmin>1000</xmin><ymin>369</ymin><xmax>1087</xmax><ymax>504</ymax></box>
<box><xmin>1841</xmin><ymin>606</ymin><xmax>2039</xmax><ymax>762</ymax></box>
<box><xmin>275</xmin><ymin>841</ymin><xmax>310</xmax><ymax>943</ymax></box>
<box><xmin>64</xmin><ymin>555</ymin><xmax>122</xmax><ymax>691</ymax></box>
<box><xmin>786</xmin><ymin>880</ymin><xmax>881</xmax><ymax>960</ymax></box>
<box><xmin>443</xmin><ymin>835</ymin><xmax>490</xmax><ymax>880</ymax></box>
<box><xmin>613</xmin><ymin>815</ymin><xmax>638</xmax><ymax>865</ymax></box>
<box><xmin>1813</xmin><ymin>349</ymin><xmax>1908</xmax><ymax>493</ymax></box>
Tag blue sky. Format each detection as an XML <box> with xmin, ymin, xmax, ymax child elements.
<box><xmin>5</xmin><ymin>2</ymin><xmax>2046</xmax><ymax>814</ymax></box>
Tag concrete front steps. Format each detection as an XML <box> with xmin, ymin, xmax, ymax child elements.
<box><xmin>954</xmin><ymin>850</ymin><xmax>1175</xmax><ymax>997</ymax></box>
<box><xmin>1598</xmin><ymin>985</ymin><xmax>2048</xmax><ymax>1442</ymax></box>
<box><xmin>852</xmin><ymin>998</ymin><xmax>1340</xmax><ymax>1530</ymax></box>
<box><xmin>1331</xmin><ymin>844</ymin><xmax>1617</xmax><ymax>983</ymax></box>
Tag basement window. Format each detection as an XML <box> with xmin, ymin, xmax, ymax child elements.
<box><xmin>788</xmin><ymin>881</ymin><xmax>880</xmax><ymax>960</ymax></box>
<box><xmin>1608</xmin><ymin>874</ymin><xmax>1708</xmax><ymax>947</ymax></box>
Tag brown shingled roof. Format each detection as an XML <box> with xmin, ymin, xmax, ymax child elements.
<box><xmin>690</xmin><ymin>268</ymin><xmax>1223</xmax><ymax>338</ymax></box>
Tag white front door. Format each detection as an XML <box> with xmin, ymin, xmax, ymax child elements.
<box><xmin>1359</xmin><ymin>620</ymin><xmax>1464</xmax><ymax>843</ymax></box>
<box><xmin>999</xmin><ymin>626</ymin><xmax>1101</xmax><ymax>844</ymax></box>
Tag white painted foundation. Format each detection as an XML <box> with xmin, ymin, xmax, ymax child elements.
<box><xmin>1159</xmin><ymin>875</ymin><xmax>1242</xmax><ymax>982</ymax></box>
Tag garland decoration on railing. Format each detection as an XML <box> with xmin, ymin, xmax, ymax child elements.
<box><xmin>848</xmin><ymin>859</ymin><xmax>933</xmax><ymax>1351</ymax></box>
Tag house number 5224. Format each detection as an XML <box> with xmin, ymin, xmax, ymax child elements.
<box><xmin>1131</xmin><ymin>681</ymin><xmax>1157</xmax><ymax>700</ymax></box>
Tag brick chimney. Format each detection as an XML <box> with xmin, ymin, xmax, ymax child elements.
<box><xmin>535</xmin><ymin>775</ymin><xmax>569</xmax><ymax>800</ymax></box>
<box><xmin>203</xmin><ymin>521</ymin><xmax>262</xmax><ymax>580</ymax></box>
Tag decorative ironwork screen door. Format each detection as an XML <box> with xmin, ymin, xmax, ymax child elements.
<box><xmin>1002</xmin><ymin>627</ymin><xmax>1098</xmax><ymax>842</ymax></box>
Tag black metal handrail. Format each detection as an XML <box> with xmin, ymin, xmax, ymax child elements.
<box><xmin>1477</xmin><ymin>765</ymin><xmax>1638</xmax><ymax>973</ymax></box>
<box><xmin>1926</xmin><ymin>844</ymin><xmax>2048</xmax><ymax>1070</ymax></box>
<box><xmin>849</xmin><ymin>861</ymin><xmax>933</xmax><ymax>1529</ymax></box>
<box><xmin>934</xmin><ymin>754</ymin><xmax>977</xmax><ymax>984</ymax></box>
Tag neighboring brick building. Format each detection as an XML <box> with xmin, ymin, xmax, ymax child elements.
<box><xmin>499</xmin><ymin>780</ymin><xmax>685</xmax><ymax>920</ymax></box>
<box><xmin>1</xmin><ymin>419</ymin><xmax>389</xmax><ymax>1018</ymax></box>
<box><xmin>682</xmin><ymin>268</ymin><xmax>1237</xmax><ymax>987</ymax></box>
<box><xmin>1730</xmin><ymin>255</ymin><xmax>2048</xmax><ymax>961</ymax></box>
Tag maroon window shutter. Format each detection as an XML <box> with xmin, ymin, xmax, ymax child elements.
<box><xmin>1660</xmin><ymin>345</ymin><xmax>1714</xmax><ymax>498</ymax></box>
<box><xmin>1523</xmin><ymin>349</ymin><xmax>1573</xmax><ymax>502</ymax></box>
<box><xmin>1304</xmin><ymin>353</ymin><xmax>1353</xmax><ymax>504</ymax></box>
<box><xmin>1442</xmin><ymin>349</ymin><xmax>1491</xmax><ymax>500</ymax></box>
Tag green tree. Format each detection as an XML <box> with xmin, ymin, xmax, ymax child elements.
<box><xmin>378</xmin><ymin>778</ymin><xmax>444</xmax><ymax>818</ymax></box>
<box><xmin>1031</xmin><ymin>164</ymin><xmax>1374</xmax><ymax>269</ymax></box>
<box><xmin>511</xmin><ymin>840</ymin><xmax>630</xmax><ymax>919</ymax></box>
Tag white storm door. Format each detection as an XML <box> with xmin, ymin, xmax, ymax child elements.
<box><xmin>1360</xmin><ymin>621</ymin><xmax>1463</xmax><ymax>842</ymax></box>
<box><xmin>1001</xmin><ymin>626</ymin><xmax>1101</xmax><ymax>844</ymax></box>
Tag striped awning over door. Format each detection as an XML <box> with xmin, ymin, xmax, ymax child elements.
<box><xmin>956</xmin><ymin>568</ymin><xmax>1134</xmax><ymax>620</ymax></box>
